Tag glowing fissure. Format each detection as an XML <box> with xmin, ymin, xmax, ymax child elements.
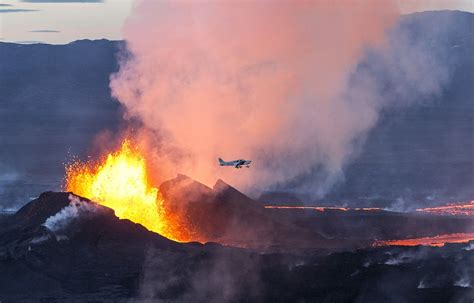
<box><xmin>264</xmin><ymin>205</ymin><xmax>382</xmax><ymax>212</ymax></box>
<box><xmin>377</xmin><ymin>233</ymin><xmax>474</xmax><ymax>247</ymax></box>
<box><xmin>64</xmin><ymin>139</ymin><xmax>190</xmax><ymax>242</ymax></box>
<box><xmin>416</xmin><ymin>200</ymin><xmax>474</xmax><ymax>216</ymax></box>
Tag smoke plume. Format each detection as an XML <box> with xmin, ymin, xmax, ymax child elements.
<box><xmin>110</xmin><ymin>1</ymin><xmax>443</xmax><ymax>196</ymax></box>
<box><xmin>43</xmin><ymin>194</ymin><xmax>102</xmax><ymax>232</ymax></box>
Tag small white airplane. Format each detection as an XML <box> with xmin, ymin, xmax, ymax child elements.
<box><xmin>218</xmin><ymin>158</ymin><xmax>252</xmax><ymax>168</ymax></box>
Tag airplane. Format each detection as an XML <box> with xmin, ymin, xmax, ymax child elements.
<box><xmin>218</xmin><ymin>158</ymin><xmax>252</xmax><ymax>168</ymax></box>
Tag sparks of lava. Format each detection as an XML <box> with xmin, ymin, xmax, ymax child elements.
<box><xmin>377</xmin><ymin>233</ymin><xmax>474</xmax><ymax>247</ymax></box>
<box><xmin>416</xmin><ymin>200</ymin><xmax>474</xmax><ymax>216</ymax></box>
<box><xmin>64</xmin><ymin>139</ymin><xmax>190</xmax><ymax>242</ymax></box>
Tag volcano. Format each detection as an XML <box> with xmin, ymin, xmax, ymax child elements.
<box><xmin>1</xmin><ymin>179</ymin><xmax>473</xmax><ymax>302</ymax></box>
<box><xmin>1</xmin><ymin>6</ymin><xmax>473</xmax><ymax>302</ymax></box>
<box><xmin>159</xmin><ymin>175</ymin><xmax>474</xmax><ymax>250</ymax></box>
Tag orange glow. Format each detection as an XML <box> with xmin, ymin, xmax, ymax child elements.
<box><xmin>264</xmin><ymin>205</ymin><xmax>382</xmax><ymax>212</ymax></box>
<box><xmin>64</xmin><ymin>139</ymin><xmax>191</xmax><ymax>242</ymax></box>
<box><xmin>416</xmin><ymin>200</ymin><xmax>474</xmax><ymax>216</ymax></box>
<box><xmin>377</xmin><ymin>233</ymin><xmax>474</xmax><ymax>247</ymax></box>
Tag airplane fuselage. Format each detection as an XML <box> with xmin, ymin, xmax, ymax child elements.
<box><xmin>218</xmin><ymin>158</ymin><xmax>252</xmax><ymax>168</ymax></box>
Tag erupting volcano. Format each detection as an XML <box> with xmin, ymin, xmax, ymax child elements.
<box><xmin>64</xmin><ymin>139</ymin><xmax>191</xmax><ymax>242</ymax></box>
<box><xmin>1</xmin><ymin>0</ymin><xmax>473</xmax><ymax>301</ymax></box>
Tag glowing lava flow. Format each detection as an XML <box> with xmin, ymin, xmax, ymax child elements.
<box><xmin>64</xmin><ymin>139</ymin><xmax>188</xmax><ymax>242</ymax></box>
<box><xmin>416</xmin><ymin>200</ymin><xmax>474</xmax><ymax>216</ymax></box>
<box><xmin>377</xmin><ymin>233</ymin><xmax>474</xmax><ymax>247</ymax></box>
<box><xmin>264</xmin><ymin>205</ymin><xmax>382</xmax><ymax>212</ymax></box>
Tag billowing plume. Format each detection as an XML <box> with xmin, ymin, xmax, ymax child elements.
<box><xmin>110</xmin><ymin>1</ymin><xmax>402</xmax><ymax>195</ymax></box>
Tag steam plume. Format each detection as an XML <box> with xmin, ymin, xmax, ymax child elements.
<box><xmin>111</xmin><ymin>1</ymin><xmax>405</xmax><ymax>195</ymax></box>
<box><xmin>43</xmin><ymin>194</ymin><xmax>101</xmax><ymax>232</ymax></box>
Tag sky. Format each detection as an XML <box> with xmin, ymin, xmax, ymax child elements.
<box><xmin>0</xmin><ymin>0</ymin><xmax>134</xmax><ymax>44</ymax></box>
<box><xmin>0</xmin><ymin>0</ymin><xmax>472</xmax><ymax>44</ymax></box>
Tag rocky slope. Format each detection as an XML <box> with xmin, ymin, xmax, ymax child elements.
<box><xmin>0</xmin><ymin>191</ymin><xmax>472</xmax><ymax>302</ymax></box>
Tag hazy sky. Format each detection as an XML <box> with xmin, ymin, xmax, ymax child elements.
<box><xmin>0</xmin><ymin>0</ymin><xmax>134</xmax><ymax>44</ymax></box>
<box><xmin>0</xmin><ymin>0</ymin><xmax>472</xmax><ymax>44</ymax></box>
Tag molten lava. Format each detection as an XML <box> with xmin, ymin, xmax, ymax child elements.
<box><xmin>264</xmin><ymin>205</ymin><xmax>382</xmax><ymax>212</ymax></box>
<box><xmin>64</xmin><ymin>139</ymin><xmax>191</xmax><ymax>242</ymax></box>
<box><xmin>377</xmin><ymin>233</ymin><xmax>474</xmax><ymax>247</ymax></box>
<box><xmin>416</xmin><ymin>200</ymin><xmax>474</xmax><ymax>216</ymax></box>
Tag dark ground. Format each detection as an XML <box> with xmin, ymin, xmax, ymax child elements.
<box><xmin>0</xmin><ymin>191</ymin><xmax>473</xmax><ymax>302</ymax></box>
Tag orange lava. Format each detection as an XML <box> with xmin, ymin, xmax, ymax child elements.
<box><xmin>64</xmin><ymin>139</ymin><xmax>191</xmax><ymax>242</ymax></box>
<box><xmin>378</xmin><ymin>233</ymin><xmax>474</xmax><ymax>247</ymax></box>
<box><xmin>416</xmin><ymin>200</ymin><xmax>474</xmax><ymax>216</ymax></box>
<box><xmin>264</xmin><ymin>205</ymin><xmax>382</xmax><ymax>212</ymax></box>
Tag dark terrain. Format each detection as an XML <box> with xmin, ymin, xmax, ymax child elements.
<box><xmin>0</xmin><ymin>10</ymin><xmax>473</xmax><ymax>303</ymax></box>
<box><xmin>0</xmin><ymin>189</ymin><xmax>473</xmax><ymax>302</ymax></box>
<box><xmin>160</xmin><ymin>175</ymin><xmax>474</xmax><ymax>250</ymax></box>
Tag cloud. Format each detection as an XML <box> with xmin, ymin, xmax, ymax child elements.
<box><xmin>0</xmin><ymin>8</ymin><xmax>39</xmax><ymax>13</ymax></box>
<box><xmin>21</xmin><ymin>0</ymin><xmax>103</xmax><ymax>2</ymax></box>
<box><xmin>111</xmin><ymin>2</ymin><xmax>459</xmax><ymax>200</ymax></box>
<box><xmin>111</xmin><ymin>1</ymin><xmax>400</xmax><ymax>196</ymax></box>
<box><xmin>29</xmin><ymin>29</ymin><xmax>60</xmax><ymax>33</ymax></box>
<box><xmin>14</xmin><ymin>40</ymin><xmax>45</xmax><ymax>44</ymax></box>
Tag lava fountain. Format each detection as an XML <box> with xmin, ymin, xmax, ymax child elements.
<box><xmin>64</xmin><ymin>139</ymin><xmax>191</xmax><ymax>242</ymax></box>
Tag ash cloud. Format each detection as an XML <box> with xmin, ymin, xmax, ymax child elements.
<box><xmin>111</xmin><ymin>1</ymin><xmax>456</xmax><ymax>198</ymax></box>
<box><xmin>111</xmin><ymin>1</ymin><xmax>399</xmax><ymax>196</ymax></box>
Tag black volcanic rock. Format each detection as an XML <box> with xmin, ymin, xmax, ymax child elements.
<box><xmin>0</xmin><ymin>192</ymin><xmax>473</xmax><ymax>302</ymax></box>
<box><xmin>10</xmin><ymin>191</ymin><xmax>115</xmax><ymax>231</ymax></box>
<box><xmin>159</xmin><ymin>175</ymin><xmax>474</xmax><ymax>250</ymax></box>
<box><xmin>7</xmin><ymin>191</ymin><xmax>183</xmax><ymax>243</ymax></box>
<box><xmin>12</xmin><ymin>191</ymin><xmax>73</xmax><ymax>227</ymax></box>
<box><xmin>159</xmin><ymin>175</ymin><xmax>334</xmax><ymax>248</ymax></box>
<box><xmin>0</xmin><ymin>192</ymin><xmax>201</xmax><ymax>300</ymax></box>
<box><xmin>0</xmin><ymin>192</ymin><xmax>188</xmax><ymax>265</ymax></box>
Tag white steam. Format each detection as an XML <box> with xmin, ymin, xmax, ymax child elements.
<box><xmin>110</xmin><ymin>1</ymin><xmax>453</xmax><ymax>197</ymax></box>
<box><xmin>43</xmin><ymin>194</ymin><xmax>101</xmax><ymax>232</ymax></box>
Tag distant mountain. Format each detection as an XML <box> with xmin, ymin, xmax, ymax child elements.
<box><xmin>0</xmin><ymin>40</ymin><xmax>124</xmax><ymax>207</ymax></box>
<box><xmin>0</xmin><ymin>12</ymin><xmax>472</xmax><ymax>209</ymax></box>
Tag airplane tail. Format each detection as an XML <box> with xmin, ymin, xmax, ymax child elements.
<box><xmin>218</xmin><ymin>158</ymin><xmax>225</xmax><ymax>165</ymax></box>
